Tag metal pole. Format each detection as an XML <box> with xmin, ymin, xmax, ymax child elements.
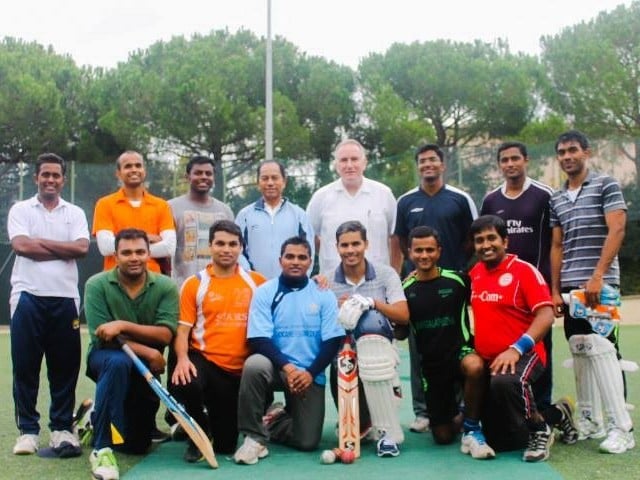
<box><xmin>265</xmin><ymin>0</ymin><xmax>274</xmax><ymax>161</ymax></box>
<box><xmin>70</xmin><ymin>160</ymin><xmax>76</xmax><ymax>203</ymax></box>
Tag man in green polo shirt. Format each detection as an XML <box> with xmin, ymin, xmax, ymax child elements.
<box><xmin>83</xmin><ymin>228</ymin><xmax>178</xmax><ymax>480</ymax></box>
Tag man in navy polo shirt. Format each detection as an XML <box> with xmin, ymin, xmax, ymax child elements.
<box><xmin>391</xmin><ymin>143</ymin><xmax>477</xmax><ymax>433</ymax></box>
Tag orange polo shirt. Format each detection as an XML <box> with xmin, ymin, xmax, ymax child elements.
<box><xmin>179</xmin><ymin>265</ymin><xmax>266</xmax><ymax>374</ymax></box>
<box><xmin>92</xmin><ymin>188</ymin><xmax>174</xmax><ymax>272</ymax></box>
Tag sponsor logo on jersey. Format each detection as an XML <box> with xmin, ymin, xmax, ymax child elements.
<box><xmin>506</xmin><ymin>219</ymin><xmax>534</xmax><ymax>234</ymax></box>
<box><xmin>498</xmin><ymin>273</ymin><xmax>513</xmax><ymax>287</ymax></box>
<box><xmin>472</xmin><ymin>290</ymin><xmax>503</xmax><ymax>302</ymax></box>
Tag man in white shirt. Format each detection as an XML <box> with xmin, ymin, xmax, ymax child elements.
<box><xmin>307</xmin><ymin>139</ymin><xmax>397</xmax><ymax>274</ymax></box>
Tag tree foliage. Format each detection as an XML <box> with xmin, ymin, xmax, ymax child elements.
<box><xmin>0</xmin><ymin>38</ymin><xmax>82</xmax><ymax>163</ymax></box>
<box><xmin>358</xmin><ymin>40</ymin><xmax>538</xmax><ymax>149</ymax></box>
<box><xmin>541</xmin><ymin>1</ymin><xmax>640</xmax><ymax>182</ymax></box>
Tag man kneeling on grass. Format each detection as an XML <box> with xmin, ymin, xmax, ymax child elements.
<box><xmin>83</xmin><ymin>229</ymin><xmax>178</xmax><ymax>479</ymax></box>
<box><xmin>469</xmin><ymin>215</ymin><xmax>561</xmax><ymax>462</ymax></box>
<box><xmin>233</xmin><ymin>236</ymin><xmax>344</xmax><ymax>465</ymax></box>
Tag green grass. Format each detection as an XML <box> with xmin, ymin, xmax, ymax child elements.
<box><xmin>1</xmin><ymin>326</ymin><xmax>639</xmax><ymax>479</ymax></box>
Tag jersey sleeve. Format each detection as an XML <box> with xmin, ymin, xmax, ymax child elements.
<box><xmin>158</xmin><ymin>200</ymin><xmax>176</xmax><ymax>232</ymax></box>
<box><xmin>519</xmin><ymin>262</ymin><xmax>553</xmax><ymax>312</ymax></box>
<box><xmin>319</xmin><ymin>290</ymin><xmax>344</xmax><ymax>341</ymax></box>
<box><xmin>154</xmin><ymin>280</ymin><xmax>179</xmax><ymax>335</ymax></box>
<box><xmin>7</xmin><ymin>203</ymin><xmax>28</xmax><ymax>239</ymax></box>
<box><xmin>385</xmin><ymin>189</ymin><xmax>397</xmax><ymax>235</ymax></box>
<box><xmin>393</xmin><ymin>196</ymin><xmax>407</xmax><ymax>237</ymax></box>
<box><xmin>68</xmin><ymin>206</ymin><xmax>90</xmax><ymax>241</ymax></box>
<box><xmin>247</xmin><ymin>285</ymin><xmax>276</xmax><ymax>339</ymax></box>
<box><xmin>92</xmin><ymin>197</ymin><xmax>113</xmax><ymax>236</ymax></box>
<box><xmin>602</xmin><ymin>177</ymin><xmax>627</xmax><ymax>213</ymax></box>
<box><xmin>178</xmin><ymin>276</ymin><xmax>200</xmax><ymax>327</ymax></box>
<box><xmin>306</xmin><ymin>191</ymin><xmax>323</xmax><ymax>235</ymax></box>
<box><xmin>381</xmin><ymin>266</ymin><xmax>406</xmax><ymax>304</ymax></box>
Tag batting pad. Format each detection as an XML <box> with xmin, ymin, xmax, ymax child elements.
<box><xmin>570</xmin><ymin>334</ymin><xmax>632</xmax><ymax>432</ymax></box>
<box><xmin>569</xmin><ymin>336</ymin><xmax>603</xmax><ymax>425</ymax></box>
<box><xmin>357</xmin><ymin>334</ymin><xmax>404</xmax><ymax>444</ymax></box>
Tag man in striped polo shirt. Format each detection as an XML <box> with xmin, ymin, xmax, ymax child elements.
<box><xmin>549</xmin><ymin>130</ymin><xmax>633</xmax><ymax>454</ymax></box>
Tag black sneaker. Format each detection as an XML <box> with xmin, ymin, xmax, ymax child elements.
<box><xmin>523</xmin><ymin>424</ymin><xmax>554</xmax><ymax>462</ymax></box>
<box><xmin>183</xmin><ymin>439</ymin><xmax>204</xmax><ymax>463</ymax></box>
<box><xmin>554</xmin><ymin>397</ymin><xmax>578</xmax><ymax>445</ymax></box>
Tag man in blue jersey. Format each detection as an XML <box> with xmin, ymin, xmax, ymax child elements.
<box><xmin>403</xmin><ymin>226</ymin><xmax>493</xmax><ymax>459</ymax></box>
<box><xmin>391</xmin><ymin>143</ymin><xmax>477</xmax><ymax>434</ymax></box>
<box><xmin>236</xmin><ymin>161</ymin><xmax>314</xmax><ymax>279</ymax></box>
<box><xmin>233</xmin><ymin>237</ymin><xmax>344</xmax><ymax>465</ymax></box>
<box><xmin>481</xmin><ymin>142</ymin><xmax>576</xmax><ymax>443</ymax></box>
<box><xmin>550</xmin><ymin>130</ymin><xmax>633</xmax><ymax>454</ymax></box>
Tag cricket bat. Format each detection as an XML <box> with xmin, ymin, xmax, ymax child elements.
<box><xmin>117</xmin><ymin>336</ymin><xmax>218</xmax><ymax>468</ymax></box>
<box><xmin>337</xmin><ymin>335</ymin><xmax>360</xmax><ymax>457</ymax></box>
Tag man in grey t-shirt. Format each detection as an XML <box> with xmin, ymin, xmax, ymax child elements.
<box><xmin>169</xmin><ymin>156</ymin><xmax>234</xmax><ymax>288</ymax></box>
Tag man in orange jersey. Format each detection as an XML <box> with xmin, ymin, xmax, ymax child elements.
<box><xmin>170</xmin><ymin>220</ymin><xmax>266</xmax><ymax>462</ymax></box>
<box><xmin>93</xmin><ymin>151</ymin><xmax>176</xmax><ymax>274</ymax></box>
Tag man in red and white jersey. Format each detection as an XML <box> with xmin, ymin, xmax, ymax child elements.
<box><xmin>468</xmin><ymin>215</ymin><xmax>555</xmax><ymax>462</ymax></box>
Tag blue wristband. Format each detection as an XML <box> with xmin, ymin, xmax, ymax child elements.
<box><xmin>510</xmin><ymin>334</ymin><xmax>535</xmax><ymax>355</ymax></box>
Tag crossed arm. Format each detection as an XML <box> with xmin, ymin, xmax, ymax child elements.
<box><xmin>11</xmin><ymin>235</ymin><xmax>89</xmax><ymax>261</ymax></box>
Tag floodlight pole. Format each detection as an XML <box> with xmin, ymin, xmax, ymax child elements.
<box><xmin>265</xmin><ymin>0</ymin><xmax>274</xmax><ymax>161</ymax></box>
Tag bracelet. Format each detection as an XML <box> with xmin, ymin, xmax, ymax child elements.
<box><xmin>510</xmin><ymin>334</ymin><xmax>535</xmax><ymax>355</ymax></box>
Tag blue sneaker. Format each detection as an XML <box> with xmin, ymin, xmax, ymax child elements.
<box><xmin>461</xmin><ymin>430</ymin><xmax>496</xmax><ymax>459</ymax></box>
<box><xmin>376</xmin><ymin>433</ymin><xmax>400</xmax><ymax>457</ymax></box>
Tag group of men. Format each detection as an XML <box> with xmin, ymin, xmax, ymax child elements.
<box><xmin>7</xmin><ymin>130</ymin><xmax>633</xmax><ymax>479</ymax></box>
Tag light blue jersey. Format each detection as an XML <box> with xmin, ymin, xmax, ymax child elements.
<box><xmin>248</xmin><ymin>277</ymin><xmax>344</xmax><ymax>385</ymax></box>
<box><xmin>236</xmin><ymin>198</ymin><xmax>314</xmax><ymax>279</ymax></box>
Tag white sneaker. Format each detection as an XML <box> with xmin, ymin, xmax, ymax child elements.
<box><xmin>577</xmin><ymin>417</ymin><xmax>606</xmax><ymax>440</ymax></box>
<box><xmin>90</xmin><ymin>447</ymin><xmax>119</xmax><ymax>480</ymax></box>
<box><xmin>460</xmin><ymin>430</ymin><xmax>496</xmax><ymax>459</ymax></box>
<box><xmin>13</xmin><ymin>434</ymin><xmax>39</xmax><ymax>455</ymax></box>
<box><xmin>599</xmin><ymin>429</ymin><xmax>635</xmax><ymax>454</ymax></box>
<box><xmin>409</xmin><ymin>416</ymin><xmax>430</xmax><ymax>433</ymax></box>
<box><xmin>233</xmin><ymin>436</ymin><xmax>269</xmax><ymax>465</ymax></box>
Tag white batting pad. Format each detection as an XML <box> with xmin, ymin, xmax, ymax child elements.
<box><xmin>357</xmin><ymin>334</ymin><xmax>404</xmax><ymax>444</ymax></box>
<box><xmin>570</xmin><ymin>334</ymin><xmax>632</xmax><ymax>432</ymax></box>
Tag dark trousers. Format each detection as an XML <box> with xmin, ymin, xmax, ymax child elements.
<box><xmin>88</xmin><ymin>349</ymin><xmax>158</xmax><ymax>454</ymax></box>
<box><xmin>482</xmin><ymin>351</ymin><xmax>545</xmax><ymax>452</ymax></box>
<box><xmin>11</xmin><ymin>292</ymin><xmax>81</xmax><ymax>434</ymax></box>
<box><xmin>532</xmin><ymin>331</ymin><xmax>553</xmax><ymax>410</ymax></box>
<box><xmin>169</xmin><ymin>351</ymin><xmax>241</xmax><ymax>454</ymax></box>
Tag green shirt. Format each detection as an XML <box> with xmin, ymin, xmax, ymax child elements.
<box><xmin>84</xmin><ymin>268</ymin><xmax>179</xmax><ymax>352</ymax></box>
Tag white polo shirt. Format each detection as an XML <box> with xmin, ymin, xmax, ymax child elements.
<box><xmin>8</xmin><ymin>195</ymin><xmax>90</xmax><ymax>304</ymax></box>
<box><xmin>306</xmin><ymin>177</ymin><xmax>396</xmax><ymax>273</ymax></box>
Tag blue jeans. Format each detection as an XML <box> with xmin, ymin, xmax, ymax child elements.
<box><xmin>88</xmin><ymin>348</ymin><xmax>158</xmax><ymax>453</ymax></box>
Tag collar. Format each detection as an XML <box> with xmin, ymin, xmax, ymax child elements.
<box><xmin>333</xmin><ymin>259</ymin><xmax>376</xmax><ymax>284</ymax></box>
<box><xmin>333</xmin><ymin>177</ymin><xmax>371</xmax><ymax>194</ymax></box>
<box><xmin>500</xmin><ymin>177</ymin><xmax>532</xmax><ymax>197</ymax></box>
<box><xmin>113</xmin><ymin>188</ymin><xmax>156</xmax><ymax>204</ymax></box>
<box><xmin>108</xmin><ymin>267</ymin><xmax>156</xmax><ymax>287</ymax></box>
<box><xmin>254</xmin><ymin>197</ymin><xmax>287</xmax><ymax>211</ymax></box>
<box><xmin>479</xmin><ymin>253</ymin><xmax>518</xmax><ymax>273</ymax></box>
<box><xmin>561</xmin><ymin>170</ymin><xmax>596</xmax><ymax>191</ymax></box>
<box><xmin>279</xmin><ymin>273</ymin><xmax>309</xmax><ymax>290</ymax></box>
<box><xmin>27</xmin><ymin>194</ymin><xmax>68</xmax><ymax>210</ymax></box>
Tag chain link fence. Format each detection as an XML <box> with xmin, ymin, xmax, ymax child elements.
<box><xmin>1</xmin><ymin>139</ymin><xmax>639</xmax><ymax>323</ymax></box>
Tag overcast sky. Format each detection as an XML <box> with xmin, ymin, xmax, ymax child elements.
<box><xmin>1</xmin><ymin>0</ymin><xmax>632</xmax><ymax>68</ymax></box>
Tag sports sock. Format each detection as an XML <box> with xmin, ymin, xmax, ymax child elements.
<box><xmin>463</xmin><ymin>418</ymin><xmax>481</xmax><ymax>433</ymax></box>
